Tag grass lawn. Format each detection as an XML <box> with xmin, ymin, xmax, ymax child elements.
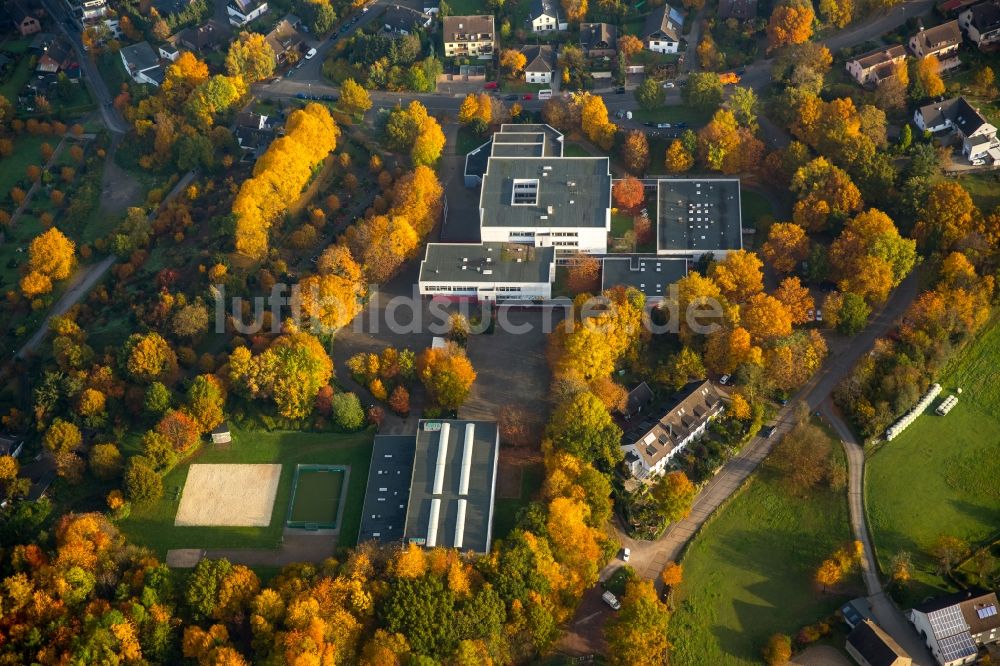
<box><xmin>670</xmin><ymin>441</ymin><xmax>858</xmax><ymax>665</ymax></box>
<box><xmin>121</xmin><ymin>428</ymin><xmax>374</xmax><ymax>558</ymax></box>
<box><xmin>493</xmin><ymin>462</ymin><xmax>544</xmax><ymax>541</ymax></box>
<box><xmin>447</xmin><ymin>0</ymin><xmax>488</xmax><ymax>13</ymax></box>
<box><xmin>0</xmin><ymin>56</ymin><xmax>33</xmax><ymax>102</ymax></box>
<box><xmin>633</xmin><ymin>106</ymin><xmax>709</xmax><ymax>127</ymax></box>
<box><xmin>953</xmin><ymin>171</ymin><xmax>1000</xmax><ymax>213</ymax></box>
<box><xmin>455</xmin><ymin>124</ymin><xmax>488</xmax><ymax>155</ymax></box>
<box><xmin>739</xmin><ymin>189</ymin><xmax>776</xmax><ymax>233</ymax></box>
<box><xmin>867</xmin><ymin>317</ymin><xmax>1000</xmax><ymax>605</ymax></box>
<box><xmin>562</xmin><ymin>142</ymin><xmax>591</xmax><ymax>157</ymax></box>
<box><xmin>0</xmin><ymin>135</ymin><xmax>49</xmax><ymax>198</ymax></box>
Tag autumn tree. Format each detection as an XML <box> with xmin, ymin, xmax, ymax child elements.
<box><xmin>172</xmin><ymin>302</ymin><xmax>210</xmax><ymax>338</ymax></box>
<box><xmin>762</xmin><ymin>222</ymin><xmax>809</xmax><ymax>273</ymax></box>
<box><xmin>705</xmin><ymin>326</ymin><xmax>762</xmax><ymax>375</ymax></box>
<box><xmin>774</xmin><ymin>276</ymin><xmax>814</xmax><ymax>325</ymax></box>
<box><xmin>769</xmin><ymin>420</ymin><xmax>832</xmax><ymax>492</ymax></box>
<box><xmin>578</xmin><ymin>93</ymin><xmax>616</xmax><ymax>150</ymax></box>
<box><xmin>339</xmin><ymin>78</ymin><xmax>373</xmax><ymax>116</ymax></box>
<box><xmin>89</xmin><ymin>443</ymin><xmax>124</xmax><ymax>480</ymax></box>
<box><xmin>818</xmin><ymin>0</ymin><xmax>852</xmax><ymax>28</ymax></box>
<box><xmin>890</xmin><ymin>551</ymin><xmax>913</xmax><ymax>586</ymax></box>
<box><xmin>634</xmin><ymin>78</ymin><xmax>665</xmax><ymax>110</ymax></box>
<box><xmin>613</xmin><ymin>176</ymin><xmax>645</xmax><ymax>210</ymax></box>
<box><xmin>617</xmin><ymin>35</ymin><xmax>644</xmax><ymax>64</ymax></box>
<box><xmin>547</xmin><ymin>391</ymin><xmax>623</xmax><ymax>469</ymax></box>
<box><xmin>915</xmin><ymin>55</ymin><xmax>945</xmax><ymax>98</ymax></box>
<box><xmin>125</xmin><ymin>456</ymin><xmax>163</xmax><ymax>504</ymax></box>
<box><xmin>561</xmin><ymin>0</ymin><xmax>587</xmax><ymax>23</ymax></box>
<box><xmin>651</xmin><ymin>470</ymin><xmax>697</xmax><ymax>523</ymax></box>
<box><xmin>767</xmin><ymin>0</ymin><xmax>815</xmax><ymax>52</ymax></box>
<box><xmin>830</xmin><ymin>208</ymin><xmax>916</xmax><ymax>304</ymax></box>
<box><xmin>664</xmin><ymin>139</ymin><xmax>694</xmax><ymax>173</ymax></box>
<box><xmin>28</xmin><ymin>227</ymin><xmax>75</xmax><ymax>280</ymax></box>
<box><xmin>697</xmin><ymin>33</ymin><xmax>725</xmax><ymax>71</ymax></box>
<box><xmin>499</xmin><ymin>48</ymin><xmax>527</xmax><ymax>78</ymax></box>
<box><xmin>184</xmin><ymin>374</ymin><xmax>226</xmax><ymax>433</ymax></box>
<box><xmin>603</xmin><ymin>580</ymin><xmax>671</xmax><ymax>665</ymax></box>
<box><xmin>661</xmin><ymin>561</ymin><xmax>683</xmax><ymax>587</ymax></box>
<box><xmin>122</xmin><ymin>332</ymin><xmax>178</xmax><ymax>383</ymax></box>
<box><xmin>790</xmin><ymin>157</ymin><xmax>863</xmax><ymax>232</ymax></box>
<box><xmin>417</xmin><ymin>342</ymin><xmax>477</xmax><ymax>410</ymax></box>
<box><xmin>296</xmin><ymin>245</ymin><xmax>366</xmax><ymax>331</ymax></box>
<box><xmin>931</xmin><ymin>535</ymin><xmax>968</xmax><ymax>576</ymax></box>
<box><xmin>914</xmin><ymin>181</ymin><xmax>979</xmax><ymax>253</ymax></box>
<box><xmin>683</xmin><ymin>72</ymin><xmax>723</xmax><ymax>109</ymax></box>
<box><xmin>742</xmin><ymin>293</ymin><xmax>794</xmax><ymax>343</ymax></box>
<box><xmin>566</xmin><ymin>254</ymin><xmax>601</xmax><ymax>294</ymax></box>
<box><xmin>44</xmin><ymin>418</ymin><xmax>82</xmax><ymax>454</ymax></box>
<box><xmin>225</xmin><ymin>32</ymin><xmax>276</xmax><ymax>84</ymax></box>
<box><xmin>763</xmin><ymin>634</ymin><xmax>792</xmax><ymax>666</ymax></box>
<box><xmin>709</xmin><ymin>249</ymin><xmax>764</xmax><ymax>303</ymax></box>
<box><xmin>697</xmin><ymin>109</ymin><xmax>764</xmax><ymax>174</ymax></box>
<box><xmin>621</xmin><ymin>130</ymin><xmax>650</xmax><ymax>175</ymax></box>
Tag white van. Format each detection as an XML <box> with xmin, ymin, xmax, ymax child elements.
<box><xmin>538</xmin><ymin>89</ymin><xmax>553</xmax><ymax>100</ymax></box>
<box><xmin>602</xmin><ymin>591</ymin><xmax>621</xmax><ymax>610</ymax></box>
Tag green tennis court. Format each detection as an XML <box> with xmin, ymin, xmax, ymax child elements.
<box><xmin>286</xmin><ymin>465</ymin><xmax>350</xmax><ymax>529</ymax></box>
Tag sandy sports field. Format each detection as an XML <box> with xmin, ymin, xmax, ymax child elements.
<box><xmin>175</xmin><ymin>464</ymin><xmax>282</xmax><ymax>527</ymax></box>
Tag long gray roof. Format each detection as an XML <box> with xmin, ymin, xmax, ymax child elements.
<box><xmin>479</xmin><ymin>157</ymin><xmax>611</xmax><ymax>228</ymax></box>
<box><xmin>403</xmin><ymin>420</ymin><xmax>500</xmax><ymax>554</ymax></box>
<box><xmin>657</xmin><ymin>178</ymin><xmax>743</xmax><ymax>254</ymax></box>
<box><xmin>357</xmin><ymin>435</ymin><xmax>416</xmax><ymax>545</ymax></box>
<box><xmin>601</xmin><ymin>256</ymin><xmax>688</xmax><ymax>299</ymax></box>
<box><xmin>419</xmin><ymin>242</ymin><xmax>555</xmax><ymax>284</ymax></box>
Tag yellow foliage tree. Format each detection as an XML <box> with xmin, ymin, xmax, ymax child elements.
<box><xmin>28</xmin><ymin>227</ymin><xmax>75</xmax><ymax>280</ymax></box>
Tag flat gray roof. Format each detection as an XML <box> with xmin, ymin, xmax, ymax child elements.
<box><xmin>602</xmin><ymin>256</ymin><xmax>688</xmax><ymax>299</ymax></box>
<box><xmin>657</xmin><ymin>179</ymin><xmax>743</xmax><ymax>254</ymax></box>
<box><xmin>403</xmin><ymin>420</ymin><xmax>499</xmax><ymax>554</ymax></box>
<box><xmin>358</xmin><ymin>435</ymin><xmax>416</xmax><ymax>545</ymax></box>
<box><xmin>419</xmin><ymin>242</ymin><xmax>554</xmax><ymax>284</ymax></box>
<box><xmin>480</xmin><ymin>157</ymin><xmax>611</xmax><ymax>228</ymax></box>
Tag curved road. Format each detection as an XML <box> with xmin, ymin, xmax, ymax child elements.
<box><xmin>822</xmin><ymin>400</ymin><xmax>936</xmax><ymax>665</ymax></box>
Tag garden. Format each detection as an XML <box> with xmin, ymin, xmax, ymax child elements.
<box><xmin>867</xmin><ymin>316</ymin><xmax>1000</xmax><ymax>605</ymax></box>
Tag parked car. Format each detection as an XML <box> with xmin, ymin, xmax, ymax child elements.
<box><xmin>807</xmin><ymin>307</ymin><xmax>815</xmax><ymax>321</ymax></box>
<box><xmin>305</xmin><ymin>47</ymin><xmax>317</xmax><ymax>59</ymax></box>
<box><xmin>622</xmin><ymin>548</ymin><xmax>631</xmax><ymax>562</ymax></box>
<box><xmin>626</xmin><ymin>111</ymin><xmax>632</xmax><ymax>120</ymax></box>
<box><xmin>602</xmin><ymin>591</ymin><xmax>621</xmax><ymax>610</ymax></box>
<box><xmin>662</xmin><ymin>81</ymin><xmax>675</xmax><ymax>88</ymax></box>
<box><xmin>505</xmin><ymin>94</ymin><xmax>518</xmax><ymax>101</ymax></box>
<box><xmin>815</xmin><ymin>309</ymin><xmax>823</xmax><ymax>322</ymax></box>
<box><xmin>760</xmin><ymin>425</ymin><xmax>776</xmax><ymax>439</ymax></box>
<box><xmin>295</xmin><ymin>92</ymin><xmax>308</xmax><ymax>99</ymax></box>
<box><xmin>644</xmin><ymin>121</ymin><xmax>657</xmax><ymax>127</ymax></box>
<box><xmin>615</xmin><ymin>86</ymin><xmax>626</xmax><ymax>94</ymax></box>
<box><xmin>719</xmin><ymin>374</ymin><xmax>730</xmax><ymax>385</ymax></box>
<box><xmin>321</xmin><ymin>94</ymin><xmax>337</xmax><ymax>101</ymax></box>
<box><xmin>675</xmin><ymin>121</ymin><xmax>688</xmax><ymax>128</ymax></box>
<box><xmin>656</xmin><ymin>122</ymin><xmax>671</xmax><ymax>128</ymax></box>
<box><xmin>484</xmin><ymin>81</ymin><xmax>498</xmax><ymax>89</ymax></box>
<box><xmin>522</xmin><ymin>93</ymin><xmax>533</xmax><ymax>100</ymax></box>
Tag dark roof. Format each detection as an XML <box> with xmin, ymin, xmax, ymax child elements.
<box><xmin>8</xmin><ymin>0</ymin><xmax>37</xmax><ymax>22</ymax></box>
<box><xmin>656</xmin><ymin>178</ymin><xmax>743</xmax><ymax>254</ymax></box>
<box><xmin>530</xmin><ymin>0</ymin><xmax>559</xmax><ymax>20</ymax></box>
<box><xmin>521</xmin><ymin>44</ymin><xmax>555</xmax><ymax>73</ymax></box>
<box><xmin>917</xmin><ymin>96</ymin><xmax>989</xmax><ymax>136</ymax></box>
<box><xmin>442</xmin><ymin>15</ymin><xmax>495</xmax><ymax>41</ymax></box>
<box><xmin>912</xmin><ymin>19</ymin><xmax>962</xmax><ymax>50</ymax></box>
<box><xmin>210</xmin><ymin>423</ymin><xmax>230</xmax><ymax>434</ymax></box>
<box><xmin>403</xmin><ymin>420</ymin><xmax>500</xmax><ymax>554</ymax></box>
<box><xmin>0</xmin><ymin>435</ymin><xmax>23</xmax><ymax>457</ymax></box>
<box><xmin>178</xmin><ymin>19</ymin><xmax>226</xmax><ymax>50</ymax></box>
<box><xmin>850</xmin><ymin>44</ymin><xmax>907</xmax><ymax>70</ymax></box>
<box><xmin>913</xmin><ymin>587</ymin><xmax>994</xmax><ymax>614</ymax></box>
<box><xmin>266</xmin><ymin>18</ymin><xmax>305</xmax><ymax>56</ymax></box>
<box><xmin>962</xmin><ymin>590</ymin><xmax>1000</xmax><ymax>636</ymax></box>
<box><xmin>579</xmin><ymin>23</ymin><xmax>617</xmax><ymax>51</ymax></box>
<box><xmin>622</xmin><ymin>380</ymin><xmax>723</xmax><ymax>468</ymax></box>
<box><xmin>419</xmin><ymin>242</ymin><xmax>555</xmax><ymax>285</ymax></box>
<box><xmin>718</xmin><ymin>0</ymin><xmax>758</xmax><ymax>19</ymax></box>
<box><xmin>38</xmin><ymin>39</ymin><xmax>74</xmax><ymax>67</ymax></box>
<box><xmin>120</xmin><ymin>41</ymin><xmax>159</xmax><ymax>72</ymax></box>
<box><xmin>841</xmin><ymin>597</ymin><xmax>875</xmax><ymax>628</ymax></box>
<box><xmin>847</xmin><ymin>620</ymin><xmax>911</xmax><ymax>666</ymax></box>
<box><xmin>382</xmin><ymin>4</ymin><xmax>430</xmax><ymax>31</ymax></box>
<box><xmin>624</xmin><ymin>382</ymin><xmax>654</xmax><ymax>416</ymax></box>
<box><xmin>27</xmin><ymin>471</ymin><xmax>55</xmax><ymax>501</ymax></box>
<box><xmin>358</xmin><ymin>435</ymin><xmax>416</xmax><ymax>545</ymax></box>
<box><xmin>236</xmin><ymin>111</ymin><xmax>265</xmax><ymax>128</ymax></box>
<box><xmin>642</xmin><ymin>4</ymin><xmax>682</xmax><ymax>42</ymax></box>
<box><xmin>966</xmin><ymin>1</ymin><xmax>1000</xmax><ymax>31</ymax></box>
<box><xmin>601</xmin><ymin>257</ymin><xmax>688</xmax><ymax>300</ymax></box>
<box><xmin>479</xmin><ymin>156</ymin><xmax>611</xmax><ymax>229</ymax></box>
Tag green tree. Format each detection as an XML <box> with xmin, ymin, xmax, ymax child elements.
<box><xmin>331</xmin><ymin>392</ymin><xmax>365</xmax><ymax>431</ymax></box>
<box><xmin>185</xmin><ymin>558</ymin><xmax>233</xmax><ymax>622</ymax></box>
<box><xmin>338</xmin><ymin>78</ymin><xmax>373</xmax><ymax>117</ymax></box>
<box><xmin>43</xmin><ymin>418</ymin><xmax>82</xmax><ymax>454</ymax></box>
<box><xmin>650</xmin><ymin>471</ymin><xmax>696</xmax><ymax>523</ymax></box>
<box><xmin>728</xmin><ymin>86</ymin><xmax>759</xmax><ymax>131</ymax></box>
<box><xmin>634</xmin><ymin>78</ymin><xmax>665</xmax><ymax>110</ymax></box>
<box><xmin>380</xmin><ymin>575</ymin><xmax>459</xmax><ymax>658</ymax></box>
<box><xmin>184</xmin><ymin>374</ymin><xmax>226</xmax><ymax>433</ymax></box>
<box><xmin>683</xmin><ymin>72</ymin><xmax>723</xmax><ymax>109</ymax></box>
<box><xmin>144</xmin><ymin>382</ymin><xmax>172</xmax><ymax>415</ymax></box>
<box><xmin>836</xmin><ymin>292</ymin><xmax>870</xmax><ymax>336</ymax></box>
<box><xmin>225</xmin><ymin>32</ymin><xmax>275</xmax><ymax>84</ymax></box>
<box><xmin>546</xmin><ymin>392</ymin><xmax>623</xmax><ymax>470</ymax></box>
<box><xmin>88</xmin><ymin>443</ymin><xmax>124</xmax><ymax>480</ymax></box>
<box><xmin>124</xmin><ymin>456</ymin><xmax>163</xmax><ymax>505</ymax></box>
<box><xmin>604</xmin><ymin>580</ymin><xmax>671</xmax><ymax>665</ymax></box>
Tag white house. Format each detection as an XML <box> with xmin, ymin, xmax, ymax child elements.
<box><xmin>642</xmin><ymin>4</ymin><xmax>684</xmax><ymax>54</ymax></box>
<box><xmin>418</xmin><ymin>242</ymin><xmax>556</xmax><ymax>302</ymax></box>
<box><xmin>909</xmin><ymin>589</ymin><xmax>1000</xmax><ymax>666</ymax></box>
<box><xmin>621</xmin><ymin>381</ymin><xmax>723</xmax><ymax>479</ymax></box>
<box><xmin>478</xmin><ymin>155</ymin><xmax>612</xmax><ymax>258</ymax></box>
<box><xmin>959</xmin><ymin>1</ymin><xmax>1000</xmax><ymax>49</ymax></box>
<box><xmin>521</xmin><ymin>44</ymin><xmax>555</xmax><ymax>84</ymax></box>
<box><xmin>529</xmin><ymin>0</ymin><xmax>565</xmax><ymax>32</ymax></box>
<box><xmin>66</xmin><ymin>0</ymin><xmax>108</xmax><ymax>26</ymax></box>
<box><xmin>442</xmin><ymin>15</ymin><xmax>495</xmax><ymax>58</ymax></box>
<box><xmin>845</xmin><ymin>45</ymin><xmax>907</xmax><ymax>86</ymax></box>
<box><xmin>228</xmin><ymin>0</ymin><xmax>268</xmax><ymax>27</ymax></box>
<box><xmin>914</xmin><ymin>97</ymin><xmax>1000</xmax><ymax>165</ymax></box>
<box><xmin>909</xmin><ymin>19</ymin><xmax>962</xmax><ymax>71</ymax></box>
<box><xmin>119</xmin><ymin>41</ymin><xmax>163</xmax><ymax>86</ymax></box>
<box><xmin>158</xmin><ymin>39</ymin><xmax>180</xmax><ymax>61</ymax></box>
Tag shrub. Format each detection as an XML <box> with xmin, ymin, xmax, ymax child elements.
<box><xmin>89</xmin><ymin>443</ymin><xmax>124</xmax><ymax>480</ymax></box>
<box><xmin>125</xmin><ymin>457</ymin><xmax>163</xmax><ymax>505</ymax></box>
<box><xmin>331</xmin><ymin>392</ymin><xmax>365</xmax><ymax>431</ymax></box>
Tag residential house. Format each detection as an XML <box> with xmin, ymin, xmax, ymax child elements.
<box><xmin>442</xmin><ymin>15</ymin><xmax>495</xmax><ymax>58</ymax></box>
<box><xmin>909</xmin><ymin>19</ymin><xmax>962</xmax><ymax>71</ymax></box>
<box><xmin>959</xmin><ymin>1</ymin><xmax>1000</xmax><ymax>49</ymax></box>
<box><xmin>66</xmin><ymin>0</ymin><xmax>108</xmax><ymax>25</ymax></box>
<box><xmin>580</xmin><ymin>22</ymin><xmax>617</xmax><ymax>58</ymax></box>
<box><xmin>642</xmin><ymin>4</ymin><xmax>684</xmax><ymax>54</ymax></box>
<box><xmin>158</xmin><ymin>39</ymin><xmax>181</xmax><ymax>61</ymax></box>
<box><xmin>621</xmin><ymin>380</ymin><xmax>724</xmax><ymax>479</ymax></box>
<box><xmin>621</xmin><ymin>382</ymin><xmax>654</xmax><ymax>419</ymax></box>
<box><xmin>120</xmin><ymin>41</ymin><xmax>164</xmax><ymax>86</ymax></box>
<box><xmin>8</xmin><ymin>0</ymin><xmax>41</xmax><ymax>36</ymax></box>
<box><xmin>423</xmin><ymin>0</ymin><xmax>440</xmax><ymax>13</ymax></box>
<box><xmin>382</xmin><ymin>5</ymin><xmax>432</xmax><ymax>34</ymax></box>
<box><xmin>0</xmin><ymin>434</ymin><xmax>24</xmax><ymax>459</ymax></box>
<box><xmin>846</xmin><ymin>620</ymin><xmax>913</xmax><ymax>666</ymax></box>
<box><xmin>265</xmin><ymin>17</ymin><xmax>306</xmax><ymax>65</ymax></box>
<box><xmin>529</xmin><ymin>0</ymin><xmax>565</xmax><ymax>32</ymax></box>
<box><xmin>234</xmin><ymin>111</ymin><xmax>273</xmax><ymax>159</ymax></box>
<box><xmin>36</xmin><ymin>39</ymin><xmax>76</xmax><ymax>74</ymax></box>
<box><xmin>228</xmin><ymin>0</ymin><xmax>267</xmax><ymax>27</ymax></box>
<box><xmin>718</xmin><ymin>0</ymin><xmax>758</xmax><ymax>20</ymax></box>
<box><xmin>845</xmin><ymin>45</ymin><xmax>907</xmax><ymax>86</ymax></box>
<box><xmin>521</xmin><ymin>44</ymin><xmax>555</xmax><ymax>84</ymax></box>
<box><xmin>938</xmin><ymin>0</ymin><xmax>980</xmax><ymax>15</ymax></box>
<box><xmin>914</xmin><ymin>96</ymin><xmax>1000</xmax><ymax>164</ymax></box>
<box><xmin>177</xmin><ymin>19</ymin><xmax>227</xmax><ymax>52</ymax></box>
<box><xmin>237</xmin><ymin>111</ymin><xmax>268</xmax><ymax>130</ymax></box>
<box><xmin>909</xmin><ymin>589</ymin><xmax>1000</xmax><ymax>666</ymax></box>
